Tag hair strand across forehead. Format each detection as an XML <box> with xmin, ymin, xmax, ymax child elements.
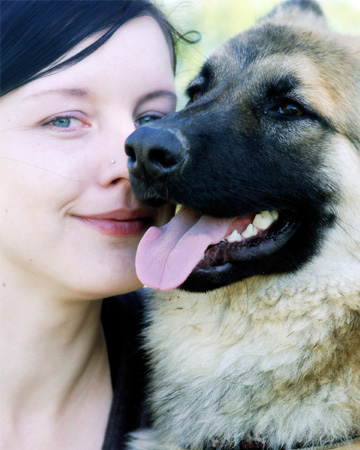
<box><xmin>0</xmin><ymin>0</ymin><xmax>191</xmax><ymax>97</ymax></box>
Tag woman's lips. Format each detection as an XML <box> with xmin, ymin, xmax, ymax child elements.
<box><xmin>79</xmin><ymin>217</ymin><xmax>152</xmax><ymax>236</ymax></box>
<box><xmin>74</xmin><ymin>209</ymin><xmax>154</xmax><ymax>237</ymax></box>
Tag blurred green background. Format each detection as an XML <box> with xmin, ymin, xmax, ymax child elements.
<box><xmin>156</xmin><ymin>0</ymin><xmax>360</xmax><ymax>108</ymax></box>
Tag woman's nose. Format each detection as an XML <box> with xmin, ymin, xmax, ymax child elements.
<box><xmin>98</xmin><ymin>126</ymin><xmax>135</xmax><ymax>187</ymax></box>
<box><xmin>102</xmin><ymin>159</ymin><xmax>125</xmax><ymax>186</ymax></box>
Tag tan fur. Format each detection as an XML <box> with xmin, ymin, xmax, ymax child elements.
<box><xmin>348</xmin><ymin>441</ymin><xmax>360</xmax><ymax>450</ymax></box>
<box><xmin>127</xmin><ymin>2</ymin><xmax>360</xmax><ymax>449</ymax></box>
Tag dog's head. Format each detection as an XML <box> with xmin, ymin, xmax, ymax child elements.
<box><xmin>126</xmin><ymin>0</ymin><xmax>360</xmax><ymax>293</ymax></box>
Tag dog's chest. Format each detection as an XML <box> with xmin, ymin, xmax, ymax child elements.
<box><xmin>143</xmin><ymin>286</ymin><xmax>359</xmax><ymax>447</ymax></box>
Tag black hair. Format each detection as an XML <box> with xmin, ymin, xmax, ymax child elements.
<box><xmin>0</xmin><ymin>0</ymin><xmax>188</xmax><ymax>97</ymax></box>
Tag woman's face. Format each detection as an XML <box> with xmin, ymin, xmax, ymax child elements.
<box><xmin>0</xmin><ymin>16</ymin><xmax>176</xmax><ymax>299</ymax></box>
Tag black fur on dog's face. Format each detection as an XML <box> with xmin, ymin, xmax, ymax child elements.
<box><xmin>125</xmin><ymin>2</ymin><xmax>360</xmax><ymax>292</ymax></box>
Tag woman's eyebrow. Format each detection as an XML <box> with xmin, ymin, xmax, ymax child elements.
<box><xmin>24</xmin><ymin>88</ymin><xmax>89</xmax><ymax>100</ymax></box>
<box><xmin>23</xmin><ymin>88</ymin><xmax>176</xmax><ymax>103</ymax></box>
<box><xmin>140</xmin><ymin>90</ymin><xmax>177</xmax><ymax>103</ymax></box>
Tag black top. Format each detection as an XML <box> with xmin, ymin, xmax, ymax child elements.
<box><xmin>101</xmin><ymin>291</ymin><xmax>149</xmax><ymax>449</ymax></box>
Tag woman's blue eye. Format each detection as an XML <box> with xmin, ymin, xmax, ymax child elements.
<box><xmin>47</xmin><ymin>117</ymin><xmax>81</xmax><ymax>128</ymax></box>
<box><xmin>136</xmin><ymin>115</ymin><xmax>160</xmax><ymax>127</ymax></box>
<box><xmin>50</xmin><ymin>117</ymin><xmax>72</xmax><ymax>128</ymax></box>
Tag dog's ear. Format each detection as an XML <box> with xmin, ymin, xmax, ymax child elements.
<box><xmin>263</xmin><ymin>0</ymin><xmax>326</xmax><ymax>27</ymax></box>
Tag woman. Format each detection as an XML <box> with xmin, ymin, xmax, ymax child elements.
<box><xmin>0</xmin><ymin>1</ymin><xmax>185</xmax><ymax>448</ymax></box>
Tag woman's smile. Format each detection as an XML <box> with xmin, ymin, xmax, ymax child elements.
<box><xmin>73</xmin><ymin>208</ymin><xmax>156</xmax><ymax>237</ymax></box>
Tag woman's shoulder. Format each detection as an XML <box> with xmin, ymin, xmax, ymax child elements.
<box><xmin>101</xmin><ymin>289</ymin><xmax>148</xmax><ymax>384</ymax></box>
<box><xmin>102</xmin><ymin>290</ymin><xmax>146</xmax><ymax>329</ymax></box>
<box><xmin>101</xmin><ymin>290</ymin><xmax>149</xmax><ymax>449</ymax></box>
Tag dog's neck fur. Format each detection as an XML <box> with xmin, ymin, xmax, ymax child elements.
<box><xmin>144</xmin><ymin>263</ymin><xmax>360</xmax><ymax>449</ymax></box>
<box><xmin>203</xmin><ymin>433</ymin><xmax>360</xmax><ymax>450</ymax></box>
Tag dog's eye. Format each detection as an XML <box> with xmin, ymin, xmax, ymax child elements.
<box><xmin>272</xmin><ymin>102</ymin><xmax>305</xmax><ymax>117</ymax></box>
<box><xmin>190</xmin><ymin>89</ymin><xmax>203</xmax><ymax>103</ymax></box>
<box><xmin>279</xmin><ymin>103</ymin><xmax>304</xmax><ymax>116</ymax></box>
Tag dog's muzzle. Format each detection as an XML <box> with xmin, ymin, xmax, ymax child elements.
<box><xmin>125</xmin><ymin>125</ymin><xmax>189</xmax><ymax>181</ymax></box>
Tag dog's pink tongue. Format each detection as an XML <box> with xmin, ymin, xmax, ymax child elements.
<box><xmin>136</xmin><ymin>207</ymin><xmax>233</xmax><ymax>290</ymax></box>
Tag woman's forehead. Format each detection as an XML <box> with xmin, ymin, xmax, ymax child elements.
<box><xmin>13</xmin><ymin>16</ymin><xmax>174</xmax><ymax>100</ymax></box>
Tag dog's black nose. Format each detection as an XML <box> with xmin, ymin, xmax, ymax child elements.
<box><xmin>125</xmin><ymin>126</ymin><xmax>189</xmax><ymax>180</ymax></box>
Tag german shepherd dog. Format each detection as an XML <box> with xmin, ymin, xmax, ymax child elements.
<box><xmin>125</xmin><ymin>1</ymin><xmax>360</xmax><ymax>449</ymax></box>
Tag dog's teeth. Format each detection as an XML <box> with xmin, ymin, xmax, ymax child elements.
<box><xmin>253</xmin><ymin>210</ymin><xmax>276</xmax><ymax>230</ymax></box>
<box><xmin>242</xmin><ymin>223</ymin><xmax>258</xmax><ymax>239</ymax></box>
<box><xmin>224</xmin><ymin>210</ymin><xmax>279</xmax><ymax>245</ymax></box>
<box><xmin>227</xmin><ymin>229</ymin><xmax>243</xmax><ymax>243</ymax></box>
<box><xmin>270</xmin><ymin>210</ymin><xmax>279</xmax><ymax>221</ymax></box>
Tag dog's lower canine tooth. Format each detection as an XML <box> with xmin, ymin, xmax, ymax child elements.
<box><xmin>253</xmin><ymin>210</ymin><xmax>276</xmax><ymax>230</ymax></box>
